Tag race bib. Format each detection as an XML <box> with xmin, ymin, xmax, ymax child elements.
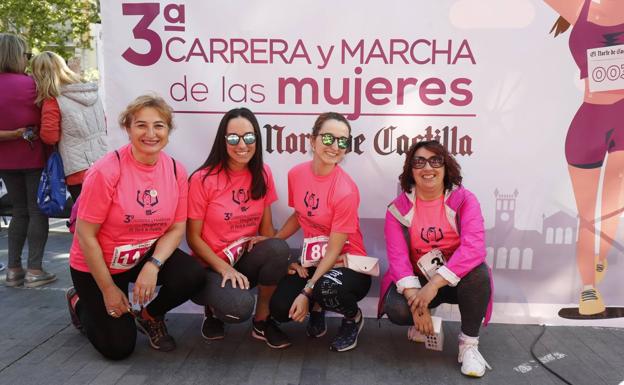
<box><xmin>416</xmin><ymin>248</ymin><xmax>446</xmax><ymax>280</ymax></box>
<box><xmin>587</xmin><ymin>44</ymin><xmax>624</xmax><ymax>92</ymax></box>
<box><xmin>300</xmin><ymin>235</ymin><xmax>329</xmax><ymax>267</ymax></box>
<box><xmin>110</xmin><ymin>239</ymin><xmax>157</xmax><ymax>270</ymax></box>
<box><xmin>223</xmin><ymin>237</ymin><xmax>252</xmax><ymax>266</ymax></box>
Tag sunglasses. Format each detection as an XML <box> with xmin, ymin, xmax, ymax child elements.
<box><xmin>319</xmin><ymin>133</ymin><xmax>350</xmax><ymax>150</ymax></box>
<box><xmin>225</xmin><ymin>132</ymin><xmax>256</xmax><ymax>145</ymax></box>
<box><xmin>412</xmin><ymin>156</ymin><xmax>444</xmax><ymax>169</ymax></box>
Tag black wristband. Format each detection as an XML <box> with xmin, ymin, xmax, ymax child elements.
<box><xmin>300</xmin><ymin>289</ymin><xmax>313</xmax><ymax>300</ymax></box>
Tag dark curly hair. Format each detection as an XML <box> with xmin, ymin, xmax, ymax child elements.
<box><xmin>399</xmin><ymin>140</ymin><xmax>462</xmax><ymax>193</ymax></box>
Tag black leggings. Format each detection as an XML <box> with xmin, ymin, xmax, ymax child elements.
<box><xmin>383</xmin><ymin>262</ymin><xmax>490</xmax><ymax>337</ymax></box>
<box><xmin>270</xmin><ymin>267</ymin><xmax>371</xmax><ymax>321</ymax></box>
<box><xmin>191</xmin><ymin>238</ymin><xmax>290</xmax><ymax>323</ymax></box>
<box><xmin>70</xmin><ymin>248</ymin><xmax>205</xmax><ymax>360</ymax></box>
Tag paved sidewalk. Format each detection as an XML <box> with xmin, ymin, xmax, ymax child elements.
<box><xmin>0</xmin><ymin>222</ymin><xmax>623</xmax><ymax>385</ymax></box>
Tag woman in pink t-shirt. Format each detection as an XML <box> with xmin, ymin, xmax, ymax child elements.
<box><xmin>65</xmin><ymin>95</ymin><xmax>205</xmax><ymax>360</ymax></box>
<box><xmin>380</xmin><ymin>141</ymin><xmax>493</xmax><ymax>377</ymax></box>
<box><xmin>187</xmin><ymin>108</ymin><xmax>290</xmax><ymax>346</ymax></box>
<box><xmin>268</xmin><ymin>112</ymin><xmax>371</xmax><ymax>352</ymax></box>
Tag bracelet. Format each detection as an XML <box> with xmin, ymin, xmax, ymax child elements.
<box><xmin>300</xmin><ymin>289</ymin><xmax>313</xmax><ymax>300</ymax></box>
<box><xmin>147</xmin><ymin>256</ymin><xmax>163</xmax><ymax>270</ymax></box>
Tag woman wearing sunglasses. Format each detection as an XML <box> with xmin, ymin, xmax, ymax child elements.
<box><xmin>379</xmin><ymin>140</ymin><xmax>493</xmax><ymax>377</ymax></box>
<box><xmin>267</xmin><ymin>112</ymin><xmax>371</xmax><ymax>352</ymax></box>
<box><xmin>187</xmin><ymin>108</ymin><xmax>290</xmax><ymax>346</ymax></box>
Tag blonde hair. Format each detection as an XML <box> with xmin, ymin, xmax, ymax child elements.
<box><xmin>0</xmin><ymin>33</ymin><xmax>28</xmax><ymax>73</ymax></box>
<box><xmin>31</xmin><ymin>51</ymin><xmax>82</xmax><ymax>104</ymax></box>
<box><xmin>118</xmin><ymin>94</ymin><xmax>175</xmax><ymax>131</ymax></box>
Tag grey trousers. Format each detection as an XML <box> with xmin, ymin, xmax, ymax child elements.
<box><xmin>0</xmin><ymin>169</ymin><xmax>49</xmax><ymax>269</ymax></box>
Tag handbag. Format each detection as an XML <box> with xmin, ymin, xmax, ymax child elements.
<box><xmin>37</xmin><ymin>151</ymin><xmax>67</xmax><ymax>216</ymax></box>
<box><xmin>343</xmin><ymin>254</ymin><xmax>380</xmax><ymax>276</ymax></box>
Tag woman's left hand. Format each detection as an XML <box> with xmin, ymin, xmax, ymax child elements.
<box><xmin>408</xmin><ymin>282</ymin><xmax>438</xmax><ymax>313</ymax></box>
<box><xmin>133</xmin><ymin>262</ymin><xmax>159</xmax><ymax>306</ymax></box>
<box><xmin>288</xmin><ymin>294</ymin><xmax>309</xmax><ymax>322</ymax></box>
<box><xmin>247</xmin><ymin>236</ymin><xmax>269</xmax><ymax>251</ymax></box>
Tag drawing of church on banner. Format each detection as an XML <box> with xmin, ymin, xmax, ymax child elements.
<box><xmin>485</xmin><ymin>189</ymin><xmax>580</xmax><ymax>304</ymax></box>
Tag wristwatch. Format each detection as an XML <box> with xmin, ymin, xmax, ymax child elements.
<box><xmin>304</xmin><ymin>280</ymin><xmax>315</xmax><ymax>291</ymax></box>
<box><xmin>147</xmin><ymin>256</ymin><xmax>163</xmax><ymax>270</ymax></box>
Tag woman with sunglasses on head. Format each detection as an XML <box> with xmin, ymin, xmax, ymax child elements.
<box><xmin>379</xmin><ymin>140</ymin><xmax>493</xmax><ymax>377</ymax></box>
<box><xmin>267</xmin><ymin>112</ymin><xmax>371</xmax><ymax>352</ymax></box>
<box><xmin>187</xmin><ymin>108</ymin><xmax>290</xmax><ymax>346</ymax></box>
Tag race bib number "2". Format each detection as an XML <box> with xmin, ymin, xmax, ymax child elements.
<box><xmin>223</xmin><ymin>237</ymin><xmax>252</xmax><ymax>266</ymax></box>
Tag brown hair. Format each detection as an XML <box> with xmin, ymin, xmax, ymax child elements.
<box><xmin>0</xmin><ymin>33</ymin><xmax>28</xmax><ymax>74</ymax></box>
<box><xmin>399</xmin><ymin>140</ymin><xmax>462</xmax><ymax>193</ymax></box>
<box><xmin>550</xmin><ymin>16</ymin><xmax>570</xmax><ymax>37</ymax></box>
<box><xmin>311</xmin><ymin>112</ymin><xmax>351</xmax><ymax>136</ymax></box>
<box><xmin>118</xmin><ymin>94</ymin><xmax>175</xmax><ymax>131</ymax></box>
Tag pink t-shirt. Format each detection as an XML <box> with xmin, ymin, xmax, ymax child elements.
<box><xmin>409</xmin><ymin>196</ymin><xmax>460</xmax><ymax>274</ymax></box>
<box><xmin>187</xmin><ymin>164</ymin><xmax>277</xmax><ymax>265</ymax></box>
<box><xmin>288</xmin><ymin>161</ymin><xmax>366</xmax><ymax>256</ymax></box>
<box><xmin>69</xmin><ymin>144</ymin><xmax>188</xmax><ymax>274</ymax></box>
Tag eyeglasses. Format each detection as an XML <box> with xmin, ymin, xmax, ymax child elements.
<box><xmin>24</xmin><ymin>52</ymin><xmax>32</xmax><ymax>60</ymax></box>
<box><xmin>319</xmin><ymin>133</ymin><xmax>350</xmax><ymax>150</ymax></box>
<box><xmin>225</xmin><ymin>132</ymin><xmax>256</xmax><ymax>145</ymax></box>
<box><xmin>411</xmin><ymin>156</ymin><xmax>444</xmax><ymax>169</ymax></box>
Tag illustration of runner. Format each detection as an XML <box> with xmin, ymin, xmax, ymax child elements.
<box><xmin>545</xmin><ymin>0</ymin><xmax>624</xmax><ymax>315</ymax></box>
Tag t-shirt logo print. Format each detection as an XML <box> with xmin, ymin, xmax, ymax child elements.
<box><xmin>304</xmin><ymin>191</ymin><xmax>320</xmax><ymax>217</ymax></box>
<box><xmin>420</xmin><ymin>227</ymin><xmax>444</xmax><ymax>244</ymax></box>
<box><xmin>136</xmin><ymin>188</ymin><xmax>159</xmax><ymax>215</ymax></box>
<box><xmin>232</xmin><ymin>188</ymin><xmax>251</xmax><ymax>212</ymax></box>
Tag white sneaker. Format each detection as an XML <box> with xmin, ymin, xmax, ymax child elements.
<box><xmin>458</xmin><ymin>340</ymin><xmax>491</xmax><ymax>377</ymax></box>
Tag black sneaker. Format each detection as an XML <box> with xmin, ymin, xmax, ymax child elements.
<box><xmin>201</xmin><ymin>306</ymin><xmax>225</xmax><ymax>340</ymax></box>
<box><xmin>65</xmin><ymin>287</ymin><xmax>84</xmax><ymax>334</ymax></box>
<box><xmin>329</xmin><ymin>310</ymin><xmax>364</xmax><ymax>352</ymax></box>
<box><xmin>252</xmin><ymin>318</ymin><xmax>291</xmax><ymax>349</ymax></box>
<box><xmin>306</xmin><ymin>310</ymin><xmax>327</xmax><ymax>338</ymax></box>
<box><xmin>135</xmin><ymin>312</ymin><xmax>176</xmax><ymax>352</ymax></box>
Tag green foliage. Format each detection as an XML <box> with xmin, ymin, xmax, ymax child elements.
<box><xmin>0</xmin><ymin>0</ymin><xmax>100</xmax><ymax>56</ymax></box>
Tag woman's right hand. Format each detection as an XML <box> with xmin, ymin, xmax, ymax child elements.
<box><xmin>289</xmin><ymin>294</ymin><xmax>309</xmax><ymax>322</ymax></box>
<box><xmin>102</xmin><ymin>285</ymin><xmax>131</xmax><ymax>318</ymax></box>
<box><xmin>287</xmin><ymin>262</ymin><xmax>308</xmax><ymax>278</ymax></box>
<box><xmin>220</xmin><ymin>265</ymin><xmax>250</xmax><ymax>289</ymax></box>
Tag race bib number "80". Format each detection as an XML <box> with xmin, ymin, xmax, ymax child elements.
<box><xmin>300</xmin><ymin>236</ymin><xmax>329</xmax><ymax>267</ymax></box>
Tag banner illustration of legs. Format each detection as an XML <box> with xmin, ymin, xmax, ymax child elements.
<box><xmin>544</xmin><ymin>0</ymin><xmax>624</xmax><ymax>317</ymax></box>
